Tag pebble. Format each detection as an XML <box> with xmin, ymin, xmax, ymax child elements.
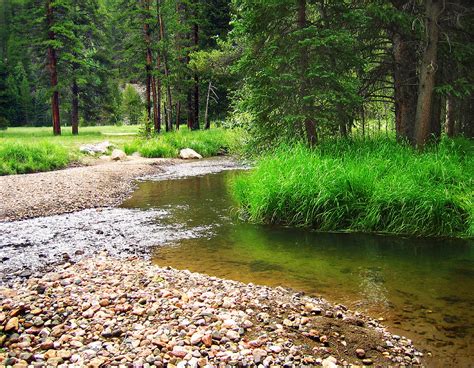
<box><xmin>0</xmin><ymin>256</ymin><xmax>423</xmax><ymax>367</ymax></box>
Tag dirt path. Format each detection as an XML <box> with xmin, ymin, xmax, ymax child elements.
<box><xmin>0</xmin><ymin>157</ymin><xmax>175</xmax><ymax>222</ymax></box>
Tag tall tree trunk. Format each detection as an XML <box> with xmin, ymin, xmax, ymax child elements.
<box><xmin>176</xmin><ymin>101</ymin><xmax>181</xmax><ymax>130</ymax></box>
<box><xmin>157</xmin><ymin>0</ymin><xmax>173</xmax><ymax>131</ymax></box>
<box><xmin>152</xmin><ymin>75</ymin><xmax>160</xmax><ymax>133</ymax></box>
<box><xmin>392</xmin><ymin>31</ymin><xmax>418</xmax><ymax>144</ymax></box>
<box><xmin>414</xmin><ymin>0</ymin><xmax>442</xmax><ymax>148</ymax></box>
<box><xmin>143</xmin><ymin>0</ymin><xmax>153</xmax><ymax>133</ymax></box>
<box><xmin>71</xmin><ymin>77</ymin><xmax>79</xmax><ymax>135</ymax></box>
<box><xmin>204</xmin><ymin>81</ymin><xmax>212</xmax><ymax>130</ymax></box>
<box><xmin>297</xmin><ymin>0</ymin><xmax>316</xmax><ymax>146</ymax></box>
<box><xmin>46</xmin><ymin>0</ymin><xmax>60</xmax><ymax>136</ymax></box>
<box><xmin>446</xmin><ymin>95</ymin><xmax>455</xmax><ymax>137</ymax></box>
<box><xmin>192</xmin><ymin>19</ymin><xmax>199</xmax><ymax>130</ymax></box>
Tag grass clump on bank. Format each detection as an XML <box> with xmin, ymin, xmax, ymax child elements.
<box><xmin>0</xmin><ymin>141</ymin><xmax>71</xmax><ymax>175</ymax></box>
<box><xmin>124</xmin><ymin>128</ymin><xmax>244</xmax><ymax>158</ymax></box>
<box><xmin>233</xmin><ymin>138</ymin><xmax>473</xmax><ymax>238</ymax></box>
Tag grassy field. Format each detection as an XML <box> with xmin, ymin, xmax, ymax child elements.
<box><xmin>0</xmin><ymin>125</ymin><xmax>139</xmax><ymax>151</ymax></box>
<box><xmin>233</xmin><ymin>138</ymin><xmax>474</xmax><ymax>238</ymax></box>
<box><xmin>0</xmin><ymin>125</ymin><xmax>243</xmax><ymax>175</ymax></box>
<box><xmin>124</xmin><ymin>128</ymin><xmax>244</xmax><ymax>158</ymax></box>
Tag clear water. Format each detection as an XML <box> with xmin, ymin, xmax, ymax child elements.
<box><xmin>121</xmin><ymin>170</ymin><xmax>474</xmax><ymax>367</ymax></box>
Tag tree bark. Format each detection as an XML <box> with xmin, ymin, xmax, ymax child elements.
<box><xmin>46</xmin><ymin>0</ymin><xmax>61</xmax><ymax>136</ymax></box>
<box><xmin>157</xmin><ymin>0</ymin><xmax>173</xmax><ymax>131</ymax></box>
<box><xmin>297</xmin><ymin>0</ymin><xmax>317</xmax><ymax>146</ymax></box>
<box><xmin>143</xmin><ymin>0</ymin><xmax>153</xmax><ymax>133</ymax></box>
<box><xmin>446</xmin><ymin>95</ymin><xmax>455</xmax><ymax>137</ymax></box>
<box><xmin>204</xmin><ymin>81</ymin><xmax>211</xmax><ymax>130</ymax></box>
<box><xmin>71</xmin><ymin>77</ymin><xmax>79</xmax><ymax>135</ymax></box>
<box><xmin>414</xmin><ymin>0</ymin><xmax>442</xmax><ymax>148</ymax></box>
<box><xmin>192</xmin><ymin>19</ymin><xmax>199</xmax><ymax>130</ymax></box>
<box><xmin>392</xmin><ymin>31</ymin><xmax>418</xmax><ymax>144</ymax></box>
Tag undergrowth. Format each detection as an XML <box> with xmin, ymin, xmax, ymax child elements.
<box><xmin>124</xmin><ymin>128</ymin><xmax>244</xmax><ymax>158</ymax></box>
<box><xmin>0</xmin><ymin>141</ymin><xmax>71</xmax><ymax>175</ymax></box>
<box><xmin>233</xmin><ymin>138</ymin><xmax>473</xmax><ymax>238</ymax></box>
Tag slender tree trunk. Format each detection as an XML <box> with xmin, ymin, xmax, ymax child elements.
<box><xmin>176</xmin><ymin>101</ymin><xmax>181</xmax><ymax>130</ymax></box>
<box><xmin>143</xmin><ymin>0</ymin><xmax>153</xmax><ymax>133</ymax></box>
<box><xmin>152</xmin><ymin>75</ymin><xmax>160</xmax><ymax>133</ymax></box>
<box><xmin>446</xmin><ymin>95</ymin><xmax>455</xmax><ymax>137</ymax></box>
<box><xmin>204</xmin><ymin>81</ymin><xmax>211</xmax><ymax>130</ymax></box>
<box><xmin>297</xmin><ymin>0</ymin><xmax>316</xmax><ymax>146</ymax></box>
<box><xmin>187</xmin><ymin>90</ymin><xmax>193</xmax><ymax>129</ymax></box>
<box><xmin>392</xmin><ymin>30</ymin><xmax>418</xmax><ymax>144</ymax></box>
<box><xmin>414</xmin><ymin>0</ymin><xmax>442</xmax><ymax>148</ymax></box>
<box><xmin>46</xmin><ymin>0</ymin><xmax>60</xmax><ymax>136</ymax></box>
<box><xmin>157</xmin><ymin>0</ymin><xmax>173</xmax><ymax>131</ymax></box>
<box><xmin>71</xmin><ymin>77</ymin><xmax>79</xmax><ymax>135</ymax></box>
<box><xmin>192</xmin><ymin>20</ymin><xmax>199</xmax><ymax>130</ymax></box>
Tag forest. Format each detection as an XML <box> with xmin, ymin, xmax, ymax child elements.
<box><xmin>0</xmin><ymin>0</ymin><xmax>472</xmax><ymax>144</ymax></box>
<box><xmin>1</xmin><ymin>1</ymin><xmax>474</xmax><ymax>367</ymax></box>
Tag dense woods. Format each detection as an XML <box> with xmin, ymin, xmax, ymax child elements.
<box><xmin>0</xmin><ymin>0</ymin><xmax>473</xmax><ymax>147</ymax></box>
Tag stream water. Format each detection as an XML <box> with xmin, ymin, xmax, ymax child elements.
<box><xmin>122</xmin><ymin>169</ymin><xmax>474</xmax><ymax>368</ymax></box>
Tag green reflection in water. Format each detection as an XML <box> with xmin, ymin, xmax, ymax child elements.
<box><xmin>122</xmin><ymin>170</ymin><xmax>474</xmax><ymax>367</ymax></box>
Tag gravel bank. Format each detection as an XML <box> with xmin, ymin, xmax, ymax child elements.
<box><xmin>0</xmin><ymin>157</ymin><xmax>171</xmax><ymax>222</ymax></box>
<box><xmin>0</xmin><ymin>255</ymin><xmax>423</xmax><ymax>367</ymax></box>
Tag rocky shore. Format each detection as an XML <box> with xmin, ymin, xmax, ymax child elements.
<box><xmin>0</xmin><ymin>255</ymin><xmax>423</xmax><ymax>367</ymax></box>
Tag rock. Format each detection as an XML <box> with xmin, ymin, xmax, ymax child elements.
<box><xmin>5</xmin><ymin>317</ymin><xmax>19</xmax><ymax>332</ymax></box>
<box><xmin>362</xmin><ymin>358</ymin><xmax>373</xmax><ymax>365</ymax></box>
<box><xmin>190</xmin><ymin>332</ymin><xmax>203</xmax><ymax>345</ymax></box>
<box><xmin>356</xmin><ymin>348</ymin><xmax>366</xmax><ymax>358</ymax></box>
<box><xmin>252</xmin><ymin>349</ymin><xmax>267</xmax><ymax>364</ymax></box>
<box><xmin>226</xmin><ymin>330</ymin><xmax>240</xmax><ymax>341</ymax></box>
<box><xmin>322</xmin><ymin>356</ymin><xmax>338</xmax><ymax>368</ymax></box>
<box><xmin>202</xmin><ymin>334</ymin><xmax>212</xmax><ymax>347</ymax></box>
<box><xmin>179</xmin><ymin>148</ymin><xmax>203</xmax><ymax>160</ymax></box>
<box><xmin>111</xmin><ymin>149</ymin><xmax>127</xmax><ymax>161</ymax></box>
<box><xmin>171</xmin><ymin>346</ymin><xmax>188</xmax><ymax>358</ymax></box>
<box><xmin>79</xmin><ymin>141</ymin><xmax>112</xmax><ymax>155</ymax></box>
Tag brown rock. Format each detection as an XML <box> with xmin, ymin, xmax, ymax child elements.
<box><xmin>356</xmin><ymin>348</ymin><xmax>366</xmax><ymax>358</ymax></box>
<box><xmin>202</xmin><ymin>334</ymin><xmax>212</xmax><ymax>347</ymax></box>
<box><xmin>5</xmin><ymin>317</ymin><xmax>19</xmax><ymax>332</ymax></box>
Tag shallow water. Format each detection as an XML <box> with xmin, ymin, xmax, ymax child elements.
<box><xmin>122</xmin><ymin>170</ymin><xmax>474</xmax><ymax>368</ymax></box>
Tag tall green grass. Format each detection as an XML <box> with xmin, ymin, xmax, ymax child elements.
<box><xmin>233</xmin><ymin>138</ymin><xmax>473</xmax><ymax>238</ymax></box>
<box><xmin>0</xmin><ymin>141</ymin><xmax>71</xmax><ymax>175</ymax></box>
<box><xmin>124</xmin><ymin>128</ymin><xmax>244</xmax><ymax>158</ymax></box>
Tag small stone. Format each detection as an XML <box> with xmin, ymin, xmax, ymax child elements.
<box><xmin>356</xmin><ymin>348</ymin><xmax>366</xmax><ymax>358</ymax></box>
<box><xmin>252</xmin><ymin>349</ymin><xmax>267</xmax><ymax>363</ymax></box>
<box><xmin>5</xmin><ymin>317</ymin><xmax>19</xmax><ymax>332</ymax></box>
<box><xmin>362</xmin><ymin>358</ymin><xmax>373</xmax><ymax>365</ymax></box>
<box><xmin>171</xmin><ymin>346</ymin><xmax>188</xmax><ymax>358</ymax></box>
<box><xmin>202</xmin><ymin>334</ymin><xmax>212</xmax><ymax>347</ymax></box>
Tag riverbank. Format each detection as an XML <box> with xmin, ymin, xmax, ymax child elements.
<box><xmin>0</xmin><ymin>255</ymin><xmax>422</xmax><ymax>367</ymax></box>
<box><xmin>233</xmin><ymin>138</ymin><xmax>473</xmax><ymax>238</ymax></box>
<box><xmin>0</xmin><ymin>157</ymin><xmax>170</xmax><ymax>221</ymax></box>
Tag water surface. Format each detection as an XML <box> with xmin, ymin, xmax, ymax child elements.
<box><xmin>122</xmin><ymin>170</ymin><xmax>474</xmax><ymax>367</ymax></box>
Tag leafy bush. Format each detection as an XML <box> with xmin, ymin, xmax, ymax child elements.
<box><xmin>233</xmin><ymin>138</ymin><xmax>473</xmax><ymax>238</ymax></box>
<box><xmin>0</xmin><ymin>141</ymin><xmax>71</xmax><ymax>175</ymax></box>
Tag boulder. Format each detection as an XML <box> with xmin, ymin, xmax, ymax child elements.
<box><xmin>79</xmin><ymin>141</ymin><xmax>112</xmax><ymax>155</ymax></box>
<box><xmin>179</xmin><ymin>148</ymin><xmax>203</xmax><ymax>160</ymax></box>
<box><xmin>111</xmin><ymin>149</ymin><xmax>127</xmax><ymax>161</ymax></box>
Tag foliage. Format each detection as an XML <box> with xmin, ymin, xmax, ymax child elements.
<box><xmin>0</xmin><ymin>141</ymin><xmax>71</xmax><ymax>175</ymax></box>
<box><xmin>233</xmin><ymin>138</ymin><xmax>474</xmax><ymax>238</ymax></box>
<box><xmin>121</xmin><ymin>84</ymin><xmax>144</xmax><ymax>125</ymax></box>
<box><xmin>124</xmin><ymin>127</ymin><xmax>244</xmax><ymax>158</ymax></box>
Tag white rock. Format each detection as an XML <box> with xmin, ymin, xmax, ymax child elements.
<box><xmin>322</xmin><ymin>356</ymin><xmax>338</xmax><ymax>368</ymax></box>
<box><xmin>111</xmin><ymin>149</ymin><xmax>127</xmax><ymax>161</ymax></box>
<box><xmin>80</xmin><ymin>141</ymin><xmax>112</xmax><ymax>155</ymax></box>
<box><xmin>179</xmin><ymin>148</ymin><xmax>203</xmax><ymax>160</ymax></box>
